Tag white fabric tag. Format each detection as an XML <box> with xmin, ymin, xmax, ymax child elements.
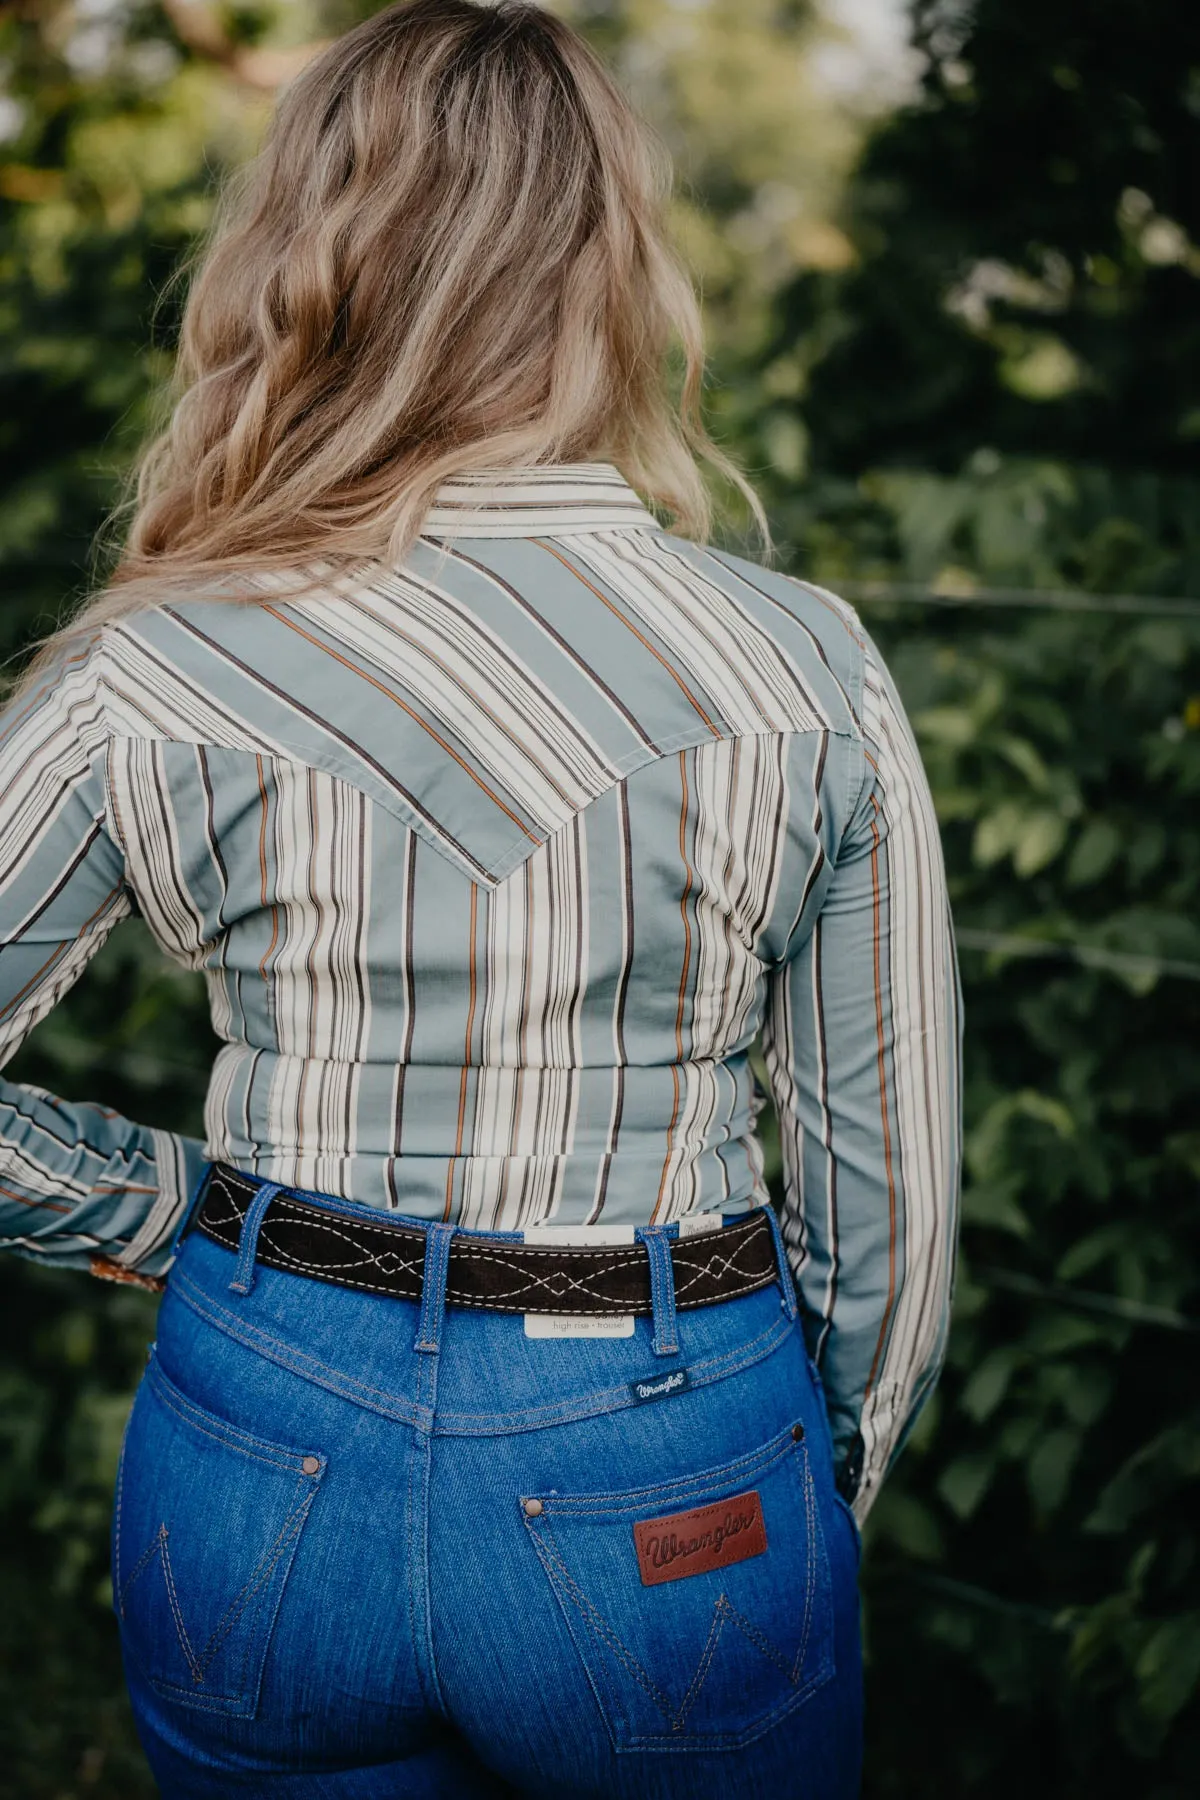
<box><xmin>521</xmin><ymin>1221</ymin><xmax>635</xmax><ymax>1334</ymax></box>
<box><xmin>523</xmin><ymin>1313</ymin><xmax>636</xmax><ymax>1338</ymax></box>
<box><xmin>518</xmin><ymin>1214</ymin><xmax>725</xmax><ymax>1337</ymax></box>
<box><xmin>522</xmin><ymin>1223</ymin><xmax>637</xmax><ymax>1244</ymax></box>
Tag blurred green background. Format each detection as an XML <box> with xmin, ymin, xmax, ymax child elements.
<box><xmin>0</xmin><ymin>2</ymin><xmax>1197</xmax><ymax>1794</ymax></box>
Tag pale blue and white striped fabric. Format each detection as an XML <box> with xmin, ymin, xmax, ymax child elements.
<box><xmin>0</xmin><ymin>462</ymin><xmax>962</xmax><ymax>1509</ymax></box>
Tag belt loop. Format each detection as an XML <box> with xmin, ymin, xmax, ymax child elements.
<box><xmin>228</xmin><ymin>1180</ymin><xmax>284</xmax><ymax>1296</ymax></box>
<box><xmin>414</xmin><ymin>1223</ymin><xmax>455</xmax><ymax>1355</ymax></box>
<box><xmin>762</xmin><ymin>1202</ymin><xmax>799</xmax><ymax>1321</ymax></box>
<box><xmin>635</xmin><ymin>1225</ymin><xmax>680</xmax><ymax>1358</ymax></box>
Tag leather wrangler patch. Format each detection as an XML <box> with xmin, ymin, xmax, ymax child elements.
<box><xmin>633</xmin><ymin>1490</ymin><xmax>767</xmax><ymax>1587</ymax></box>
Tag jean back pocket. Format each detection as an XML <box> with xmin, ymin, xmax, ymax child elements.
<box><xmin>112</xmin><ymin>1348</ymin><xmax>326</xmax><ymax>1718</ymax></box>
<box><xmin>521</xmin><ymin>1420</ymin><xmax>834</xmax><ymax>1752</ymax></box>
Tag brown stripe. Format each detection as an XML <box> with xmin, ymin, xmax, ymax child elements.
<box><xmin>255</xmin><ymin>757</ymin><xmax>280</xmax><ymax>987</ymax></box>
<box><xmin>534</xmin><ymin>542</ymin><xmax>723</xmax><ymax>737</ymax></box>
<box><xmin>262</xmin><ymin>606</ymin><xmax>541</xmax><ymax>846</ymax></box>
<box><xmin>0</xmin><ymin>1183</ymin><xmax>71</xmax><ymax>1214</ymax></box>
<box><xmin>863</xmin><ymin>794</ymin><xmax>898</xmax><ymax>1400</ymax></box>
<box><xmin>439</xmin><ymin>544</ymin><xmax>661</xmax><ymax>755</ymax></box>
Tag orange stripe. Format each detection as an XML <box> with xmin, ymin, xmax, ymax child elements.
<box><xmin>445</xmin><ymin>886</ymin><xmax>479</xmax><ymax>1220</ymax></box>
<box><xmin>255</xmin><ymin>756</ymin><xmax>280</xmax><ymax>983</ymax></box>
<box><xmin>673</xmin><ymin>752</ymin><xmax>694</xmax><ymax>1061</ymax></box>
<box><xmin>262</xmin><ymin>606</ymin><xmax>539</xmax><ymax>844</ymax></box>
<box><xmin>0</xmin><ymin>1184</ymin><xmax>71</xmax><ymax>1214</ymax></box>
<box><xmin>534</xmin><ymin>542</ymin><xmax>723</xmax><ymax>737</ymax></box>
<box><xmin>653</xmin><ymin>753</ymin><xmax>694</xmax><ymax>1223</ymax></box>
<box><xmin>862</xmin><ymin>794</ymin><xmax>898</xmax><ymax>1400</ymax></box>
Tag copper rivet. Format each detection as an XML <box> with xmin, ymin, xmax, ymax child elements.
<box><xmin>302</xmin><ymin>1455</ymin><xmax>320</xmax><ymax>1475</ymax></box>
<box><xmin>522</xmin><ymin>1497</ymin><xmax>544</xmax><ymax>1518</ymax></box>
<box><xmin>792</xmin><ymin>1423</ymin><xmax>805</xmax><ymax>1442</ymax></box>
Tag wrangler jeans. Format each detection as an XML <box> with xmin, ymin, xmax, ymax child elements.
<box><xmin>111</xmin><ymin>1177</ymin><xmax>864</xmax><ymax>1796</ymax></box>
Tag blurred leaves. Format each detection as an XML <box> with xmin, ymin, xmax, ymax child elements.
<box><xmin>748</xmin><ymin>0</ymin><xmax>1200</xmax><ymax>1787</ymax></box>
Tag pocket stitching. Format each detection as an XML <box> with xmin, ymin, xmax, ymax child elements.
<box><xmin>115</xmin><ymin>1360</ymin><xmax>325</xmax><ymax>1715</ymax></box>
<box><xmin>121</xmin><ymin>1482</ymin><xmax>319</xmax><ymax>1689</ymax></box>
<box><xmin>793</xmin><ymin>1456</ymin><xmax>819</xmax><ymax>1679</ymax></box>
<box><xmin>157</xmin><ymin>1527</ymin><xmax>204</xmax><ymax>1683</ymax></box>
<box><xmin>117</xmin><ymin>1528</ymin><xmax>160</xmax><ymax>1614</ymax></box>
<box><xmin>201</xmin><ymin>1483</ymin><xmax>317</xmax><ymax>1680</ymax></box>
<box><xmin>526</xmin><ymin>1442</ymin><xmax>834</xmax><ymax>1748</ymax></box>
<box><xmin>147</xmin><ymin>1354</ymin><xmax>321</xmax><ymax>1476</ymax></box>
<box><xmin>673</xmin><ymin>1600</ymin><xmax>726</xmax><ymax>1730</ymax></box>
<box><xmin>528</xmin><ymin>1521</ymin><xmax>675</xmax><ymax>1721</ymax></box>
<box><xmin>529</xmin><ymin>1425</ymin><xmax>798</xmax><ymax>1519</ymax></box>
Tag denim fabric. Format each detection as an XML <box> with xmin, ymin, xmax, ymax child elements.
<box><xmin>112</xmin><ymin>1177</ymin><xmax>863</xmax><ymax>1797</ymax></box>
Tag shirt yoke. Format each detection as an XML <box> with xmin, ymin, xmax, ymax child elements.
<box><xmin>94</xmin><ymin>526</ymin><xmax>866</xmax><ymax>891</ymax></box>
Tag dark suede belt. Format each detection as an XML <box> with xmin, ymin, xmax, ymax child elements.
<box><xmin>188</xmin><ymin>1162</ymin><xmax>781</xmax><ymax>1315</ymax></box>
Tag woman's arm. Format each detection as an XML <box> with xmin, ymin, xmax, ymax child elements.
<box><xmin>0</xmin><ymin>637</ymin><xmax>208</xmax><ymax>1281</ymax></box>
<box><xmin>762</xmin><ymin>630</ymin><xmax>964</xmax><ymax>1522</ymax></box>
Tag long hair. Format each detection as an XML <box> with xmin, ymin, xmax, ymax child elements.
<box><xmin>10</xmin><ymin>0</ymin><xmax>770</xmax><ymax>699</ymax></box>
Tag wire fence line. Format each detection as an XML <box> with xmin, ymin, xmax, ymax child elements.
<box><xmin>955</xmin><ymin>928</ymin><xmax>1200</xmax><ymax>984</ymax></box>
<box><xmin>841</xmin><ymin>581</ymin><xmax>1200</xmax><ymax>618</ymax></box>
<box><xmin>976</xmin><ymin>1265</ymin><xmax>1200</xmax><ymax>1335</ymax></box>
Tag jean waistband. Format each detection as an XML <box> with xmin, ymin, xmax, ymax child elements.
<box><xmin>180</xmin><ymin>1161</ymin><xmax>799</xmax><ymax>1363</ymax></box>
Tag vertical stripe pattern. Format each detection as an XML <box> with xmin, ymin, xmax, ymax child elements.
<box><xmin>0</xmin><ymin>462</ymin><xmax>961</xmax><ymax>1513</ymax></box>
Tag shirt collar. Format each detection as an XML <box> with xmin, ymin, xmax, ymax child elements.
<box><xmin>421</xmin><ymin>460</ymin><xmax>659</xmax><ymax>537</ymax></box>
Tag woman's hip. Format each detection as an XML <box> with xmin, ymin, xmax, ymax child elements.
<box><xmin>112</xmin><ymin>1172</ymin><xmax>862</xmax><ymax>1795</ymax></box>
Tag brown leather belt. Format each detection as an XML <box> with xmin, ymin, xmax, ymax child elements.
<box><xmin>188</xmin><ymin>1162</ymin><xmax>781</xmax><ymax>1315</ymax></box>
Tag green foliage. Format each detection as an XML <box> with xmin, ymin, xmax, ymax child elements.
<box><xmin>0</xmin><ymin>2</ymin><xmax>1197</xmax><ymax>1796</ymax></box>
<box><xmin>744</xmin><ymin>2</ymin><xmax>1200</xmax><ymax>1791</ymax></box>
<box><xmin>839</xmin><ymin>593</ymin><xmax>1200</xmax><ymax>1794</ymax></box>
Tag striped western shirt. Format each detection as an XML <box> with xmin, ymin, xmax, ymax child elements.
<box><xmin>0</xmin><ymin>461</ymin><xmax>962</xmax><ymax>1513</ymax></box>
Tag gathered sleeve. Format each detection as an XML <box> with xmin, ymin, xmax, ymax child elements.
<box><xmin>762</xmin><ymin>630</ymin><xmax>964</xmax><ymax>1520</ymax></box>
<box><xmin>0</xmin><ymin>635</ymin><xmax>207</xmax><ymax>1280</ymax></box>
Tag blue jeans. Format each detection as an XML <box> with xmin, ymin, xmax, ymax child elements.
<box><xmin>111</xmin><ymin>1177</ymin><xmax>863</xmax><ymax>1796</ymax></box>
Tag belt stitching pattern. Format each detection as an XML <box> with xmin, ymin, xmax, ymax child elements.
<box><xmin>193</xmin><ymin>1168</ymin><xmax>775</xmax><ymax>1312</ymax></box>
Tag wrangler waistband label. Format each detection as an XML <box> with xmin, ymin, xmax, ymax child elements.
<box><xmin>629</xmin><ymin>1367</ymin><xmax>691</xmax><ymax>1403</ymax></box>
<box><xmin>633</xmin><ymin>1489</ymin><xmax>767</xmax><ymax>1587</ymax></box>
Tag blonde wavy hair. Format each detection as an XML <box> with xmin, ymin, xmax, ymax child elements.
<box><xmin>11</xmin><ymin>0</ymin><xmax>769</xmax><ymax>700</ymax></box>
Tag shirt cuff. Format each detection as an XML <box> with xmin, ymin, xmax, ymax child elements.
<box><xmin>108</xmin><ymin>1129</ymin><xmax>209</xmax><ymax>1278</ymax></box>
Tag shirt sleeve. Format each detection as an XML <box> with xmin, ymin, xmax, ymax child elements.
<box><xmin>761</xmin><ymin>627</ymin><xmax>964</xmax><ymax>1521</ymax></box>
<box><xmin>0</xmin><ymin>634</ymin><xmax>209</xmax><ymax>1281</ymax></box>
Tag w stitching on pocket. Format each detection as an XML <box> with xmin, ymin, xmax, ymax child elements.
<box><xmin>526</xmin><ymin>1444</ymin><xmax>828</xmax><ymax>1740</ymax></box>
<box><xmin>792</xmin><ymin>1459</ymin><xmax>819</xmax><ymax>1679</ymax></box>
<box><xmin>156</xmin><ymin>1527</ymin><xmax>203</xmax><ymax>1683</ymax></box>
<box><xmin>195</xmin><ymin>1481</ymin><xmax>316</xmax><ymax>1677</ymax></box>
<box><xmin>529</xmin><ymin>1524</ymin><xmax>674</xmax><ymax>1719</ymax></box>
<box><xmin>114</xmin><ymin>1355</ymin><xmax>325</xmax><ymax>1711</ymax></box>
<box><xmin>673</xmin><ymin>1593</ymin><xmax>806</xmax><ymax>1731</ymax></box>
<box><xmin>117</xmin><ymin>1530</ymin><xmax>160</xmax><ymax>1614</ymax></box>
<box><xmin>674</xmin><ymin>1602</ymin><xmax>725</xmax><ymax>1729</ymax></box>
<box><xmin>119</xmin><ymin>1483</ymin><xmax>319</xmax><ymax>1688</ymax></box>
